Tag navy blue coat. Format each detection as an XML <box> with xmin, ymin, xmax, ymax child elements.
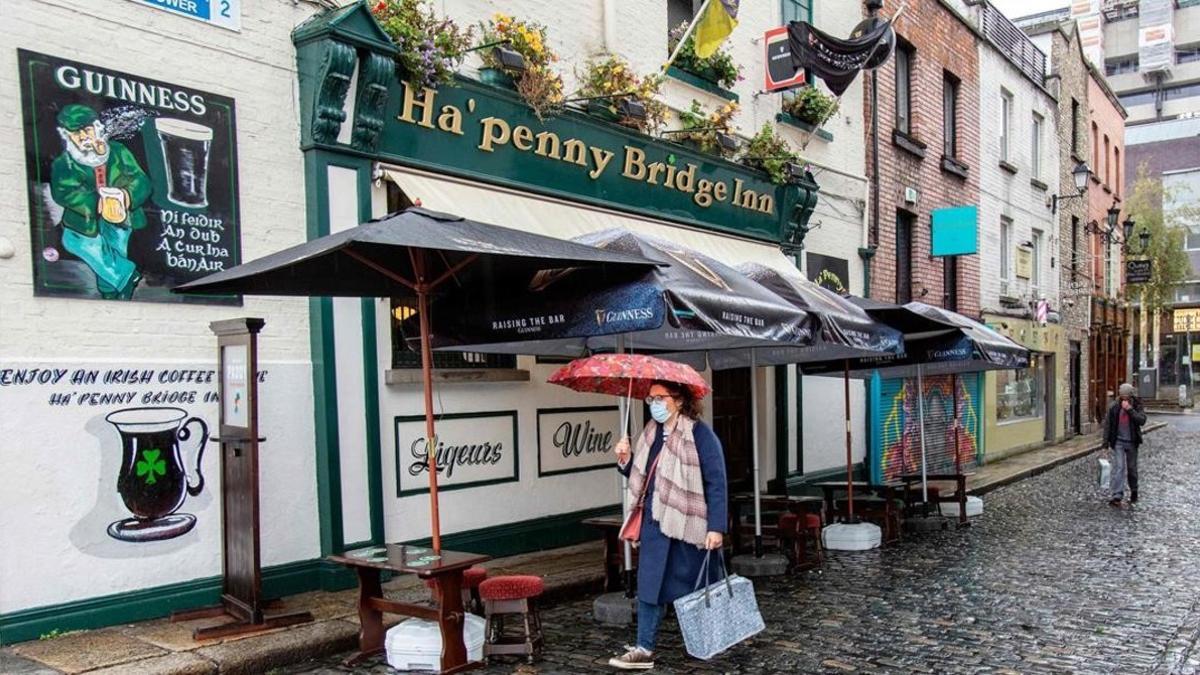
<box><xmin>619</xmin><ymin>419</ymin><xmax>728</xmax><ymax>606</ymax></box>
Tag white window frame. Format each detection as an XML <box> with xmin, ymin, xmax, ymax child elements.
<box><xmin>1031</xmin><ymin>112</ymin><xmax>1043</xmax><ymax>179</ymax></box>
<box><xmin>1000</xmin><ymin>217</ymin><xmax>1012</xmax><ymax>296</ymax></box>
<box><xmin>1000</xmin><ymin>90</ymin><xmax>1013</xmax><ymax>162</ymax></box>
<box><xmin>1031</xmin><ymin>228</ymin><xmax>1043</xmax><ymax>293</ymax></box>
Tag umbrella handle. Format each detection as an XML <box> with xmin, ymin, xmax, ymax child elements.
<box><xmin>623</xmin><ymin>376</ymin><xmax>634</xmax><ymax>437</ymax></box>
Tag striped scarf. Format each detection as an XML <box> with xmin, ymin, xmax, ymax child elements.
<box><xmin>627</xmin><ymin>416</ymin><xmax>708</xmax><ymax>547</ymax></box>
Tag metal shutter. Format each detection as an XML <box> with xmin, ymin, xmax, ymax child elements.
<box><xmin>872</xmin><ymin>373</ymin><xmax>982</xmax><ymax>482</ymax></box>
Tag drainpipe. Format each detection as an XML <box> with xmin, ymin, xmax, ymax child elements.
<box><xmin>861</xmin><ymin>0</ymin><xmax>884</xmax><ymax>480</ymax></box>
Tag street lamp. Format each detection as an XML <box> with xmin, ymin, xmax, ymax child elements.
<box><xmin>1050</xmin><ymin>161</ymin><xmax>1091</xmax><ymax>213</ymax></box>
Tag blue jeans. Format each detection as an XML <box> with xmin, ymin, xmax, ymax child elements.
<box><xmin>636</xmin><ymin>601</ymin><xmax>665</xmax><ymax>651</ymax></box>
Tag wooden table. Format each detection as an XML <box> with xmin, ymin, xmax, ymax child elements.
<box><xmin>899</xmin><ymin>472</ymin><xmax>973</xmax><ymax>527</ymax></box>
<box><xmin>583</xmin><ymin>515</ymin><xmax>635</xmax><ymax>592</ymax></box>
<box><xmin>728</xmin><ymin>493</ymin><xmax>825</xmax><ymax>554</ymax></box>
<box><xmin>811</xmin><ymin>480</ymin><xmax>903</xmax><ymax>542</ymax></box>
<box><xmin>330</xmin><ymin>544</ymin><xmax>491</xmax><ymax>673</ymax></box>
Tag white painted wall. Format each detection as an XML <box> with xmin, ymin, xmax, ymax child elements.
<box><xmin>0</xmin><ymin>0</ymin><xmax>320</xmax><ymax>614</ymax></box>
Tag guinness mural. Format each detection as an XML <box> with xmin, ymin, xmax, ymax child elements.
<box><xmin>536</xmin><ymin>407</ymin><xmax>619</xmax><ymax>477</ymax></box>
<box><xmin>394</xmin><ymin>412</ymin><xmax>519</xmax><ymax>496</ymax></box>
<box><xmin>18</xmin><ymin>50</ymin><xmax>241</xmax><ymax>304</ymax></box>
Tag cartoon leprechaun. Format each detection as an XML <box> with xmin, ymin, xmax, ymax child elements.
<box><xmin>50</xmin><ymin>104</ymin><xmax>151</xmax><ymax>300</ymax></box>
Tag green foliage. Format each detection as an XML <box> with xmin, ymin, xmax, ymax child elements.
<box><xmin>668</xmin><ymin>21</ymin><xmax>742</xmax><ymax>89</ymax></box>
<box><xmin>479</xmin><ymin>13</ymin><xmax>564</xmax><ymax>119</ymax></box>
<box><xmin>741</xmin><ymin>124</ymin><xmax>799</xmax><ymax>185</ymax></box>
<box><xmin>1126</xmin><ymin>164</ymin><xmax>1195</xmax><ymax>314</ymax></box>
<box><xmin>371</xmin><ymin>0</ymin><xmax>474</xmax><ymax>89</ymax></box>
<box><xmin>675</xmin><ymin>99</ymin><xmax>741</xmax><ymax>157</ymax></box>
<box><xmin>577</xmin><ymin>56</ymin><xmax>668</xmax><ymax>131</ymax></box>
<box><xmin>783</xmin><ymin>86</ymin><xmax>840</xmax><ymax>126</ymax></box>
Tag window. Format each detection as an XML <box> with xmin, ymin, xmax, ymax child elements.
<box><xmin>1092</xmin><ymin>122</ymin><xmax>1099</xmax><ymax>172</ymax></box>
<box><xmin>1175</xmin><ymin>283</ymin><xmax>1200</xmax><ymax>302</ymax></box>
<box><xmin>1105</xmin><ymin>55</ymin><xmax>1139</xmax><ymax>75</ymax></box>
<box><xmin>1000</xmin><ymin>217</ymin><xmax>1012</xmax><ymax>294</ymax></box>
<box><xmin>1105</xmin><ymin>241</ymin><xmax>1115</xmax><ymax>297</ymax></box>
<box><xmin>896</xmin><ymin>211</ymin><xmax>914</xmax><ymax>303</ymax></box>
<box><xmin>1031</xmin><ymin>113</ymin><xmax>1043</xmax><ymax>178</ymax></box>
<box><xmin>1000</xmin><ymin>90</ymin><xmax>1013</xmax><ymax>162</ymax></box>
<box><xmin>943</xmin><ymin>256</ymin><xmax>958</xmax><ymax>311</ymax></box>
<box><xmin>943</xmin><ymin>72</ymin><xmax>959</xmax><ymax>158</ymax></box>
<box><xmin>1178</xmin><ymin>44</ymin><xmax>1200</xmax><ymax>65</ymax></box>
<box><xmin>668</xmin><ymin>0</ymin><xmax>702</xmax><ymax>46</ymax></box>
<box><xmin>1031</xmin><ymin>229</ymin><xmax>1043</xmax><ymax>291</ymax></box>
<box><xmin>1114</xmin><ymin>146</ymin><xmax>1121</xmax><ymax>197</ymax></box>
<box><xmin>895</xmin><ymin>42</ymin><xmax>913</xmax><ymax>134</ymax></box>
<box><xmin>1071</xmin><ymin>216</ymin><xmax>1080</xmax><ymax>283</ymax></box>
<box><xmin>781</xmin><ymin>0</ymin><xmax>812</xmax><ymax>25</ymax></box>
<box><xmin>1104</xmin><ymin>135</ymin><xmax>1111</xmax><ymax>186</ymax></box>
<box><xmin>996</xmin><ymin>358</ymin><xmax>1044</xmax><ymax>421</ymax></box>
<box><xmin>1070</xmin><ymin>98</ymin><xmax>1080</xmax><ymax>156</ymax></box>
<box><xmin>1187</xmin><ymin>231</ymin><xmax>1200</xmax><ymax>250</ymax></box>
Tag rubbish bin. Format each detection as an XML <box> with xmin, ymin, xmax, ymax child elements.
<box><xmin>1138</xmin><ymin>368</ymin><xmax>1158</xmax><ymax>399</ymax></box>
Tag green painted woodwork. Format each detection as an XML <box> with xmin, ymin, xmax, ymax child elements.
<box><xmin>776</xmin><ymin>112</ymin><xmax>834</xmax><ymax>142</ymax></box>
<box><xmin>666</xmin><ymin>66</ymin><xmax>739</xmax><ymax>102</ymax></box>
<box><xmin>402</xmin><ymin>505</ymin><xmax>619</xmax><ymax>558</ymax></box>
<box><xmin>352</xmin><ymin>53</ymin><xmax>393</xmax><ymax>152</ymax></box>
<box><xmin>292</xmin><ymin>1</ymin><xmax>398</xmax><ymax>55</ymax></box>
<box><xmin>311</xmin><ymin>42</ymin><xmax>357</xmax><ymax>146</ymax></box>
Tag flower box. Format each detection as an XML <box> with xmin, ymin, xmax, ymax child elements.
<box><xmin>775</xmin><ymin>113</ymin><xmax>833</xmax><ymax>142</ymax></box>
<box><xmin>666</xmin><ymin>66</ymin><xmax>739</xmax><ymax>102</ymax></box>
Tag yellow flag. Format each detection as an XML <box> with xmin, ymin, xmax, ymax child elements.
<box><xmin>694</xmin><ymin>0</ymin><xmax>739</xmax><ymax>59</ymax></box>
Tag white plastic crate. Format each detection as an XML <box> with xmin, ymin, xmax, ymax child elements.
<box><xmin>821</xmin><ymin>522</ymin><xmax>882</xmax><ymax>551</ymax></box>
<box><xmin>385</xmin><ymin>613</ymin><xmax>485</xmax><ymax>671</ymax></box>
<box><xmin>938</xmin><ymin>495</ymin><xmax>984</xmax><ymax>519</ymax></box>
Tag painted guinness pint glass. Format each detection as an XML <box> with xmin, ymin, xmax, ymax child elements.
<box><xmin>154</xmin><ymin>118</ymin><xmax>214</xmax><ymax>208</ymax></box>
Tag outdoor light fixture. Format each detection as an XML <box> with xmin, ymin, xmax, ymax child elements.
<box><xmin>1050</xmin><ymin>161</ymin><xmax>1091</xmax><ymax>213</ymax></box>
<box><xmin>659</xmin><ymin>126</ymin><xmax>739</xmax><ymax>151</ymax></box>
<box><xmin>461</xmin><ymin>40</ymin><xmax>527</xmax><ymax>73</ymax></box>
<box><xmin>616</xmin><ymin>97</ymin><xmax>647</xmax><ymax>121</ymax></box>
<box><xmin>1087</xmin><ymin>201</ymin><xmax>1149</xmax><ymax>254</ymax></box>
<box><xmin>717</xmin><ymin>132</ymin><xmax>740</xmax><ymax>152</ymax></box>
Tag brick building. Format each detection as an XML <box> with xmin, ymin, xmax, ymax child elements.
<box><xmin>864</xmin><ymin>0</ymin><xmax>980</xmax><ymax>315</ymax></box>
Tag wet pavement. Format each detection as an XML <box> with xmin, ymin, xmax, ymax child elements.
<box><xmin>285</xmin><ymin>418</ymin><xmax>1200</xmax><ymax>674</ymax></box>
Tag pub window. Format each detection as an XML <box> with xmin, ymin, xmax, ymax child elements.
<box><xmin>668</xmin><ymin>0</ymin><xmax>703</xmax><ymax>49</ymax></box>
<box><xmin>385</xmin><ymin>180</ymin><xmax>516</xmax><ymax>370</ymax></box>
<box><xmin>780</xmin><ymin>0</ymin><xmax>814</xmax><ymax>104</ymax></box>
<box><xmin>997</xmin><ymin>357</ymin><xmax>1044</xmax><ymax>421</ymax></box>
<box><xmin>895</xmin><ymin>41</ymin><xmax>914</xmax><ymax>134</ymax></box>
<box><xmin>896</xmin><ymin>210</ymin><xmax>914</xmax><ymax>303</ymax></box>
<box><xmin>943</xmin><ymin>71</ymin><xmax>959</xmax><ymax>158</ymax></box>
<box><xmin>1000</xmin><ymin>89</ymin><xmax>1013</xmax><ymax>162</ymax></box>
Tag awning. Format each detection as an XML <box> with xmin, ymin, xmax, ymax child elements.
<box><xmin>383</xmin><ymin>167</ymin><xmax>798</xmax><ymax>273</ymax></box>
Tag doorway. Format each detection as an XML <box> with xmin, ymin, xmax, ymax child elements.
<box><xmin>711</xmin><ymin>368</ymin><xmax>754</xmax><ymax>492</ymax></box>
<box><xmin>1069</xmin><ymin>341</ymin><xmax>1082</xmax><ymax>435</ymax></box>
<box><xmin>1043</xmin><ymin>354</ymin><xmax>1057</xmax><ymax>442</ymax></box>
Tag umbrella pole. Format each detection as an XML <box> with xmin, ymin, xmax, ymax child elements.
<box><xmin>953</xmin><ymin>374</ymin><xmax>961</xmax><ymax>475</ymax></box>
<box><xmin>751</xmin><ymin>351</ymin><xmax>762</xmax><ymax>558</ymax></box>
<box><xmin>844</xmin><ymin>360</ymin><xmax>854</xmax><ymax>523</ymax></box>
<box><xmin>616</xmin><ymin>336</ymin><xmax>635</xmax><ymax>598</ymax></box>
<box><xmin>917</xmin><ymin>364</ymin><xmax>928</xmax><ymax>504</ymax></box>
<box><xmin>415</xmin><ymin>271</ymin><xmax>442</xmax><ymax>553</ymax></box>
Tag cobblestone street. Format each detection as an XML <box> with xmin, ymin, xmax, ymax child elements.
<box><xmin>287</xmin><ymin>419</ymin><xmax>1200</xmax><ymax>674</ymax></box>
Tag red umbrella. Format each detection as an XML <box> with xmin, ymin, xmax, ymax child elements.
<box><xmin>547</xmin><ymin>354</ymin><xmax>710</xmax><ymax>401</ymax></box>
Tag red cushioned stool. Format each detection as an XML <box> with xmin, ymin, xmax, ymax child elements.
<box><xmin>479</xmin><ymin>575</ymin><xmax>544</xmax><ymax>664</ymax></box>
<box><xmin>425</xmin><ymin>565</ymin><xmax>488</xmax><ymax>614</ymax></box>
<box><xmin>778</xmin><ymin>512</ymin><xmax>824</xmax><ymax>572</ymax></box>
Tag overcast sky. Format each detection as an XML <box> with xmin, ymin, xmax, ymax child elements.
<box><xmin>988</xmin><ymin>0</ymin><xmax>1070</xmax><ymax>21</ymax></box>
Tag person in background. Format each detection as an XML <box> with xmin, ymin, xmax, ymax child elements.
<box><xmin>1103</xmin><ymin>382</ymin><xmax>1147</xmax><ymax>506</ymax></box>
<box><xmin>608</xmin><ymin>380</ymin><xmax>727</xmax><ymax>670</ymax></box>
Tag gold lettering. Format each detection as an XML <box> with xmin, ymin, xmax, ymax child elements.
<box><xmin>534</xmin><ymin>131</ymin><xmax>562</xmax><ymax>159</ymax></box>
<box><xmin>675</xmin><ymin>164</ymin><xmax>697</xmax><ymax>193</ymax></box>
<box><xmin>713</xmin><ymin>181</ymin><xmax>728</xmax><ymax>202</ymax></box>
<box><xmin>738</xmin><ymin>183</ymin><xmax>759</xmax><ymax>210</ymax></box>
<box><xmin>646</xmin><ymin>162</ymin><xmax>665</xmax><ymax>185</ymax></box>
<box><xmin>478</xmin><ymin>117</ymin><xmax>511</xmax><ymax>152</ymax></box>
<box><xmin>732</xmin><ymin>178</ymin><xmax>745</xmax><ymax>206</ymax></box>
<box><xmin>437</xmin><ymin>105</ymin><xmax>464</xmax><ymax>135</ymax></box>
<box><xmin>663</xmin><ymin>164</ymin><xmax>679</xmax><ymax>189</ymax></box>
<box><xmin>757</xmin><ymin>194</ymin><xmax>775</xmax><ymax>214</ymax></box>
<box><xmin>622</xmin><ymin>147</ymin><xmax>647</xmax><ymax>180</ymax></box>
<box><xmin>563</xmin><ymin>139</ymin><xmax>587</xmax><ymax>166</ymax></box>
<box><xmin>398</xmin><ymin>84</ymin><xmax>436</xmax><ymax>129</ymax></box>
<box><xmin>695</xmin><ymin>179</ymin><xmax>714</xmax><ymax>207</ymax></box>
<box><xmin>588</xmin><ymin>147</ymin><xmax>614</xmax><ymax>179</ymax></box>
<box><xmin>512</xmin><ymin>125</ymin><xmax>535</xmax><ymax>151</ymax></box>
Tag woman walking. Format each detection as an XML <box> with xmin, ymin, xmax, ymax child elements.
<box><xmin>608</xmin><ymin>380</ymin><xmax>727</xmax><ymax>670</ymax></box>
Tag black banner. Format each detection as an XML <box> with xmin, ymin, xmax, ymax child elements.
<box><xmin>18</xmin><ymin>50</ymin><xmax>241</xmax><ymax>304</ymax></box>
<box><xmin>787</xmin><ymin>18</ymin><xmax>893</xmax><ymax>96</ymax></box>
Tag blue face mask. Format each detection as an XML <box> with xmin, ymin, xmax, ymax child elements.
<box><xmin>649</xmin><ymin>399</ymin><xmax>671</xmax><ymax>424</ymax></box>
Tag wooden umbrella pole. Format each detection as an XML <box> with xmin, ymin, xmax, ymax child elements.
<box><xmin>845</xmin><ymin>360</ymin><xmax>854</xmax><ymax>522</ymax></box>
<box><xmin>413</xmin><ymin>251</ymin><xmax>442</xmax><ymax>553</ymax></box>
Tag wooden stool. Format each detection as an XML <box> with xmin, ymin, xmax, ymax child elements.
<box><xmin>426</xmin><ymin>565</ymin><xmax>488</xmax><ymax>615</ymax></box>
<box><xmin>479</xmin><ymin>575</ymin><xmax>545</xmax><ymax>664</ymax></box>
<box><xmin>778</xmin><ymin>512</ymin><xmax>824</xmax><ymax>571</ymax></box>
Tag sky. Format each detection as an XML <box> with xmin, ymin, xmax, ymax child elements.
<box><xmin>988</xmin><ymin>0</ymin><xmax>1070</xmax><ymax>21</ymax></box>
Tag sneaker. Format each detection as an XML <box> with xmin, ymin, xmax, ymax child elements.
<box><xmin>608</xmin><ymin>646</ymin><xmax>654</xmax><ymax>670</ymax></box>
<box><xmin>1130</xmin><ymin>491</ymin><xmax>1138</xmax><ymax>504</ymax></box>
<box><xmin>1109</xmin><ymin>498</ymin><xmax>1123</xmax><ymax>507</ymax></box>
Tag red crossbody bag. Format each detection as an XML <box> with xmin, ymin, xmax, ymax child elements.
<box><xmin>619</xmin><ymin>451</ymin><xmax>663</xmax><ymax>543</ymax></box>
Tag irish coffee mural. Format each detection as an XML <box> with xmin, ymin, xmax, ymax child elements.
<box><xmin>18</xmin><ymin>50</ymin><xmax>241</xmax><ymax>303</ymax></box>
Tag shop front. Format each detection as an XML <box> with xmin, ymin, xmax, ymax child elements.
<box><xmin>292</xmin><ymin>5</ymin><xmax>821</xmax><ymax>559</ymax></box>
<box><xmin>981</xmin><ymin>317</ymin><xmax>1066</xmax><ymax>462</ymax></box>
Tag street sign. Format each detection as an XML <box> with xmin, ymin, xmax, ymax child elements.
<box><xmin>1126</xmin><ymin>259</ymin><xmax>1152</xmax><ymax>284</ymax></box>
<box><xmin>129</xmin><ymin>0</ymin><xmax>241</xmax><ymax>32</ymax></box>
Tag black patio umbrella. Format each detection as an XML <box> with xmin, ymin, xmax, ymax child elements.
<box><xmin>174</xmin><ymin>207</ymin><xmax>662</xmax><ymax>551</ymax></box>
<box><xmin>801</xmin><ymin>301</ymin><xmax>1031</xmax><ymax>506</ymax></box>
